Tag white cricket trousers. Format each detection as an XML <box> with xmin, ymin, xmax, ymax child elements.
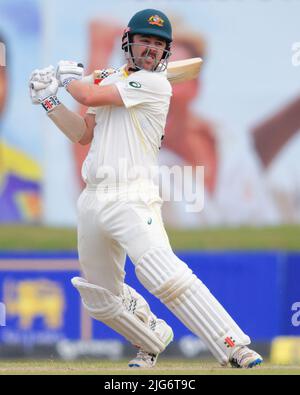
<box><xmin>77</xmin><ymin>181</ymin><xmax>170</xmax><ymax>295</ymax></box>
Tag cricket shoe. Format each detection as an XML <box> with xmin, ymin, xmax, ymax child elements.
<box><xmin>128</xmin><ymin>320</ymin><xmax>173</xmax><ymax>368</ymax></box>
<box><xmin>128</xmin><ymin>350</ymin><xmax>158</xmax><ymax>368</ymax></box>
<box><xmin>230</xmin><ymin>346</ymin><xmax>263</xmax><ymax>369</ymax></box>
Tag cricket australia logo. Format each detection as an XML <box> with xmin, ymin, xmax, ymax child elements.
<box><xmin>148</xmin><ymin>15</ymin><xmax>164</xmax><ymax>27</ymax></box>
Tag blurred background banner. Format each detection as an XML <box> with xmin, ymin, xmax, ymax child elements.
<box><xmin>0</xmin><ymin>251</ymin><xmax>299</xmax><ymax>359</ymax></box>
<box><xmin>0</xmin><ymin>253</ymin><xmax>80</xmax><ymax>351</ymax></box>
<box><xmin>1</xmin><ymin>0</ymin><xmax>300</xmax><ymax>227</ymax></box>
<box><xmin>0</xmin><ymin>0</ymin><xmax>42</xmax><ymax>223</ymax></box>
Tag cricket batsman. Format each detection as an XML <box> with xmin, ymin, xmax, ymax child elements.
<box><xmin>29</xmin><ymin>9</ymin><xmax>263</xmax><ymax>368</ymax></box>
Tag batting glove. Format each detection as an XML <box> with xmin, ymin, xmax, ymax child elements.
<box><xmin>29</xmin><ymin>65</ymin><xmax>59</xmax><ymax>104</ymax></box>
<box><xmin>56</xmin><ymin>60</ymin><xmax>84</xmax><ymax>89</ymax></box>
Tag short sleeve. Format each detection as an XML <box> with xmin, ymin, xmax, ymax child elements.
<box><xmin>115</xmin><ymin>70</ymin><xmax>172</xmax><ymax>109</ymax></box>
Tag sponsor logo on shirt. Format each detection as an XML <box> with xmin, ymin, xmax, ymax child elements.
<box><xmin>129</xmin><ymin>81</ymin><xmax>142</xmax><ymax>88</ymax></box>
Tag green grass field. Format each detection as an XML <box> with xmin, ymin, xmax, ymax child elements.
<box><xmin>0</xmin><ymin>360</ymin><xmax>299</xmax><ymax>375</ymax></box>
<box><xmin>0</xmin><ymin>225</ymin><xmax>300</xmax><ymax>250</ymax></box>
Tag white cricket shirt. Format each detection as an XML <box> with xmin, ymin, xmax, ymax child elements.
<box><xmin>83</xmin><ymin>66</ymin><xmax>172</xmax><ymax>186</ymax></box>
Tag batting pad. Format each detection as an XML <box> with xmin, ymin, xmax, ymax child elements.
<box><xmin>135</xmin><ymin>248</ymin><xmax>250</xmax><ymax>365</ymax></box>
<box><xmin>71</xmin><ymin>277</ymin><xmax>173</xmax><ymax>354</ymax></box>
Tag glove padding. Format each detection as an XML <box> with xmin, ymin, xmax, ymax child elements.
<box><xmin>56</xmin><ymin>60</ymin><xmax>84</xmax><ymax>88</ymax></box>
<box><xmin>29</xmin><ymin>65</ymin><xmax>59</xmax><ymax>104</ymax></box>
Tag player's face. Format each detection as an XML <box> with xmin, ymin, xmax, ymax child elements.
<box><xmin>132</xmin><ymin>34</ymin><xmax>167</xmax><ymax>71</ymax></box>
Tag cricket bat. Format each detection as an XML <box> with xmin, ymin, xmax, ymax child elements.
<box><xmin>81</xmin><ymin>57</ymin><xmax>203</xmax><ymax>85</ymax></box>
<box><xmin>166</xmin><ymin>57</ymin><xmax>203</xmax><ymax>84</ymax></box>
<box><xmin>31</xmin><ymin>58</ymin><xmax>203</xmax><ymax>90</ymax></box>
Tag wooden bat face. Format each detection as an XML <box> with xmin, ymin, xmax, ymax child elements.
<box><xmin>81</xmin><ymin>57</ymin><xmax>203</xmax><ymax>86</ymax></box>
<box><xmin>167</xmin><ymin>57</ymin><xmax>203</xmax><ymax>84</ymax></box>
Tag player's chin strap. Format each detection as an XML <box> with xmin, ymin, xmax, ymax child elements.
<box><xmin>128</xmin><ymin>65</ymin><xmax>139</xmax><ymax>73</ymax></box>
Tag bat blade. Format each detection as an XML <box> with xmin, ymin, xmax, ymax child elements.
<box><xmin>167</xmin><ymin>57</ymin><xmax>203</xmax><ymax>84</ymax></box>
<box><xmin>81</xmin><ymin>57</ymin><xmax>203</xmax><ymax>87</ymax></box>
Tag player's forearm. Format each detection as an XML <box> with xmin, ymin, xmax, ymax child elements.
<box><xmin>66</xmin><ymin>80</ymin><xmax>122</xmax><ymax>107</ymax></box>
<box><xmin>29</xmin><ymin>64</ymin><xmax>93</xmax><ymax>144</ymax></box>
<box><xmin>66</xmin><ymin>80</ymin><xmax>99</xmax><ymax>106</ymax></box>
<box><xmin>44</xmin><ymin>98</ymin><xmax>88</xmax><ymax>143</ymax></box>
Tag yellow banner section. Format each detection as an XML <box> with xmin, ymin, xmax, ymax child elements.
<box><xmin>271</xmin><ymin>337</ymin><xmax>300</xmax><ymax>364</ymax></box>
<box><xmin>0</xmin><ymin>141</ymin><xmax>42</xmax><ymax>181</ymax></box>
<box><xmin>0</xmin><ymin>141</ymin><xmax>42</xmax><ymax>222</ymax></box>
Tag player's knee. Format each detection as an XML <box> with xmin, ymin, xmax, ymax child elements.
<box><xmin>127</xmin><ymin>231</ymin><xmax>171</xmax><ymax>266</ymax></box>
<box><xmin>135</xmin><ymin>247</ymin><xmax>197</xmax><ymax>304</ymax></box>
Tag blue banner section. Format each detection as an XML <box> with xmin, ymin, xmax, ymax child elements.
<box><xmin>0</xmin><ymin>268</ymin><xmax>80</xmax><ymax>346</ymax></box>
<box><xmin>0</xmin><ymin>251</ymin><xmax>299</xmax><ymax>346</ymax></box>
<box><xmin>280</xmin><ymin>253</ymin><xmax>300</xmax><ymax>335</ymax></box>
